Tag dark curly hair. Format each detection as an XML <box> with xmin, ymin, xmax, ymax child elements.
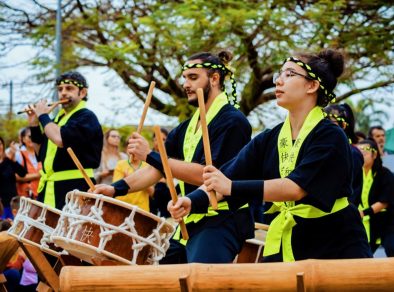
<box><xmin>187</xmin><ymin>50</ymin><xmax>233</xmax><ymax>91</ymax></box>
<box><xmin>56</xmin><ymin>71</ymin><xmax>89</xmax><ymax>100</ymax></box>
<box><xmin>296</xmin><ymin>49</ymin><xmax>345</xmax><ymax>107</ymax></box>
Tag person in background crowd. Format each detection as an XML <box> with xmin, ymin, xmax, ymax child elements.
<box><xmin>95</xmin><ymin>129</ymin><xmax>127</xmax><ymax>184</ymax></box>
<box><xmin>368</xmin><ymin>126</ymin><xmax>387</xmax><ymax>157</ymax></box>
<box><xmin>18</xmin><ymin>258</ymin><xmax>38</xmax><ymax>292</ymax></box>
<box><xmin>1</xmin><ymin>196</ymin><xmax>25</xmax><ymax>292</ymax></box>
<box><xmin>14</xmin><ymin>128</ymin><xmax>42</xmax><ymax>198</ymax></box>
<box><xmin>112</xmin><ymin>145</ymin><xmax>154</xmax><ymax>212</ymax></box>
<box><xmin>0</xmin><ymin>137</ymin><xmax>26</xmax><ymax>220</ymax></box>
<box><xmin>355</xmin><ymin>131</ymin><xmax>367</xmax><ymax>143</ymax></box>
<box><xmin>356</xmin><ymin>139</ymin><xmax>394</xmax><ymax>257</ymax></box>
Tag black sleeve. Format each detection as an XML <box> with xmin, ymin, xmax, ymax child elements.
<box><xmin>209</xmin><ymin>112</ymin><xmax>252</xmax><ymax>168</ymax></box>
<box><xmin>60</xmin><ymin>110</ymin><xmax>102</xmax><ymax>149</ymax></box>
<box><xmin>165</xmin><ymin>121</ymin><xmax>188</xmax><ymax>160</ymax></box>
<box><xmin>30</xmin><ymin>126</ymin><xmax>45</xmax><ymax>144</ymax></box>
<box><xmin>350</xmin><ymin>146</ymin><xmax>364</xmax><ymax>205</ymax></box>
<box><xmin>376</xmin><ymin>167</ymin><xmax>394</xmax><ymax>204</ymax></box>
<box><xmin>11</xmin><ymin>159</ymin><xmax>27</xmax><ymax>177</ymax></box>
<box><xmin>221</xmin><ymin>131</ymin><xmax>266</xmax><ymax>180</ymax></box>
<box><xmin>287</xmin><ymin>125</ymin><xmax>352</xmax><ymax>212</ymax></box>
<box><xmin>188</xmin><ymin>189</ymin><xmax>210</xmax><ymax>214</ymax></box>
<box><xmin>219</xmin><ymin>132</ymin><xmax>268</xmax><ymax>210</ymax></box>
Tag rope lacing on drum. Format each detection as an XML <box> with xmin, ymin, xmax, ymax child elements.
<box><xmin>8</xmin><ymin>197</ymin><xmax>66</xmax><ymax>256</ymax></box>
<box><xmin>51</xmin><ymin>190</ymin><xmax>173</xmax><ymax>265</ymax></box>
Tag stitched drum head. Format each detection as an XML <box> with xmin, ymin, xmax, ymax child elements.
<box><xmin>7</xmin><ymin>197</ymin><xmax>63</xmax><ymax>257</ymax></box>
<box><xmin>51</xmin><ymin>190</ymin><xmax>174</xmax><ymax>265</ymax></box>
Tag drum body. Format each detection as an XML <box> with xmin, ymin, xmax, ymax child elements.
<box><xmin>7</xmin><ymin>197</ymin><xmax>63</xmax><ymax>257</ymax></box>
<box><xmin>235</xmin><ymin>229</ymin><xmax>266</xmax><ymax>263</ymax></box>
<box><xmin>51</xmin><ymin>190</ymin><xmax>174</xmax><ymax>265</ymax></box>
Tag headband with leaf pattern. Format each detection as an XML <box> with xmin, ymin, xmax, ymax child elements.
<box><xmin>182</xmin><ymin>62</ymin><xmax>238</xmax><ymax>107</ymax></box>
<box><xmin>286</xmin><ymin>56</ymin><xmax>336</xmax><ymax>103</ymax></box>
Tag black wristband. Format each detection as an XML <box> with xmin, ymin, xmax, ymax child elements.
<box><xmin>111</xmin><ymin>179</ymin><xmax>130</xmax><ymax>197</ymax></box>
<box><xmin>188</xmin><ymin>189</ymin><xmax>210</xmax><ymax>214</ymax></box>
<box><xmin>38</xmin><ymin>114</ymin><xmax>52</xmax><ymax>129</ymax></box>
<box><xmin>231</xmin><ymin>180</ymin><xmax>264</xmax><ymax>201</ymax></box>
<box><xmin>146</xmin><ymin>151</ymin><xmax>165</xmax><ymax>177</ymax></box>
<box><xmin>363</xmin><ymin>207</ymin><xmax>374</xmax><ymax>217</ymax></box>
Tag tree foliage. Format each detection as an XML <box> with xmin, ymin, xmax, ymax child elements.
<box><xmin>348</xmin><ymin>97</ymin><xmax>391</xmax><ymax>134</ymax></box>
<box><xmin>0</xmin><ymin>114</ymin><xmax>28</xmax><ymax>144</ymax></box>
<box><xmin>0</xmin><ymin>0</ymin><xmax>393</xmax><ymax>120</ymax></box>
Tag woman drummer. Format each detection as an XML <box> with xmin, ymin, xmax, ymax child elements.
<box><xmin>169</xmin><ymin>49</ymin><xmax>372</xmax><ymax>262</ymax></box>
<box><xmin>356</xmin><ymin>139</ymin><xmax>394</xmax><ymax>256</ymax></box>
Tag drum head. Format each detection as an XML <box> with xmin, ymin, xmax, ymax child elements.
<box><xmin>8</xmin><ymin>198</ymin><xmax>63</xmax><ymax>257</ymax></box>
<box><xmin>52</xmin><ymin>190</ymin><xmax>174</xmax><ymax>265</ymax></box>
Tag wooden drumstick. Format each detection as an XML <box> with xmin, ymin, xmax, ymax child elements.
<box><xmin>137</xmin><ymin>81</ymin><xmax>155</xmax><ymax>134</ymax></box>
<box><xmin>197</xmin><ymin>88</ymin><xmax>218</xmax><ymax>210</ymax></box>
<box><xmin>153</xmin><ymin>126</ymin><xmax>189</xmax><ymax>240</ymax></box>
<box><xmin>130</xmin><ymin>81</ymin><xmax>155</xmax><ymax>162</ymax></box>
<box><xmin>67</xmin><ymin>147</ymin><xmax>96</xmax><ymax>191</ymax></box>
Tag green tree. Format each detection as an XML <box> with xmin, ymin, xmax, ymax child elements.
<box><xmin>1</xmin><ymin>0</ymin><xmax>393</xmax><ymax>120</ymax></box>
<box><xmin>348</xmin><ymin>97</ymin><xmax>391</xmax><ymax>134</ymax></box>
<box><xmin>0</xmin><ymin>114</ymin><xmax>28</xmax><ymax>145</ymax></box>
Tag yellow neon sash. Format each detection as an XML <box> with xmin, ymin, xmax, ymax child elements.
<box><xmin>358</xmin><ymin>170</ymin><xmax>374</xmax><ymax>242</ymax></box>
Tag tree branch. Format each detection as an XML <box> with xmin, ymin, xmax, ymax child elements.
<box><xmin>336</xmin><ymin>79</ymin><xmax>394</xmax><ymax>102</ymax></box>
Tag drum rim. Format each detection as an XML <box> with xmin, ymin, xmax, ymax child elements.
<box><xmin>7</xmin><ymin>233</ymin><xmax>62</xmax><ymax>257</ymax></box>
<box><xmin>19</xmin><ymin>197</ymin><xmax>62</xmax><ymax>215</ymax></box>
<box><xmin>8</xmin><ymin>197</ymin><xmax>63</xmax><ymax>257</ymax></box>
<box><xmin>66</xmin><ymin>190</ymin><xmax>173</xmax><ymax>228</ymax></box>
<box><xmin>51</xmin><ymin>236</ymin><xmax>135</xmax><ymax>265</ymax></box>
<box><xmin>245</xmin><ymin>238</ymin><xmax>265</xmax><ymax>245</ymax></box>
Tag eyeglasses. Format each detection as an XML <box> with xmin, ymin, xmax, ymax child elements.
<box><xmin>273</xmin><ymin>69</ymin><xmax>313</xmax><ymax>84</ymax></box>
<box><xmin>109</xmin><ymin>135</ymin><xmax>120</xmax><ymax>139</ymax></box>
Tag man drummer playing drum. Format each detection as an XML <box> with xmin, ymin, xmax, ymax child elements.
<box><xmin>25</xmin><ymin>71</ymin><xmax>103</xmax><ymax>209</ymax></box>
<box><xmin>94</xmin><ymin>51</ymin><xmax>254</xmax><ymax>263</ymax></box>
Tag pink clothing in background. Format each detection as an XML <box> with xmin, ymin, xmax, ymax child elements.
<box><xmin>20</xmin><ymin>259</ymin><xmax>37</xmax><ymax>286</ymax></box>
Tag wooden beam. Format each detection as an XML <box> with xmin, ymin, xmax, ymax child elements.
<box><xmin>179</xmin><ymin>274</ymin><xmax>192</xmax><ymax>292</ymax></box>
<box><xmin>20</xmin><ymin>243</ymin><xmax>59</xmax><ymax>291</ymax></box>
<box><xmin>60</xmin><ymin>258</ymin><xmax>394</xmax><ymax>291</ymax></box>
<box><xmin>296</xmin><ymin>272</ymin><xmax>306</xmax><ymax>292</ymax></box>
<box><xmin>0</xmin><ymin>232</ymin><xmax>19</xmax><ymax>271</ymax></box>
<box><xmin>36</xmin><ymin>282</ymin><xmax>53</xmax><ymax>292</ymax></box>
